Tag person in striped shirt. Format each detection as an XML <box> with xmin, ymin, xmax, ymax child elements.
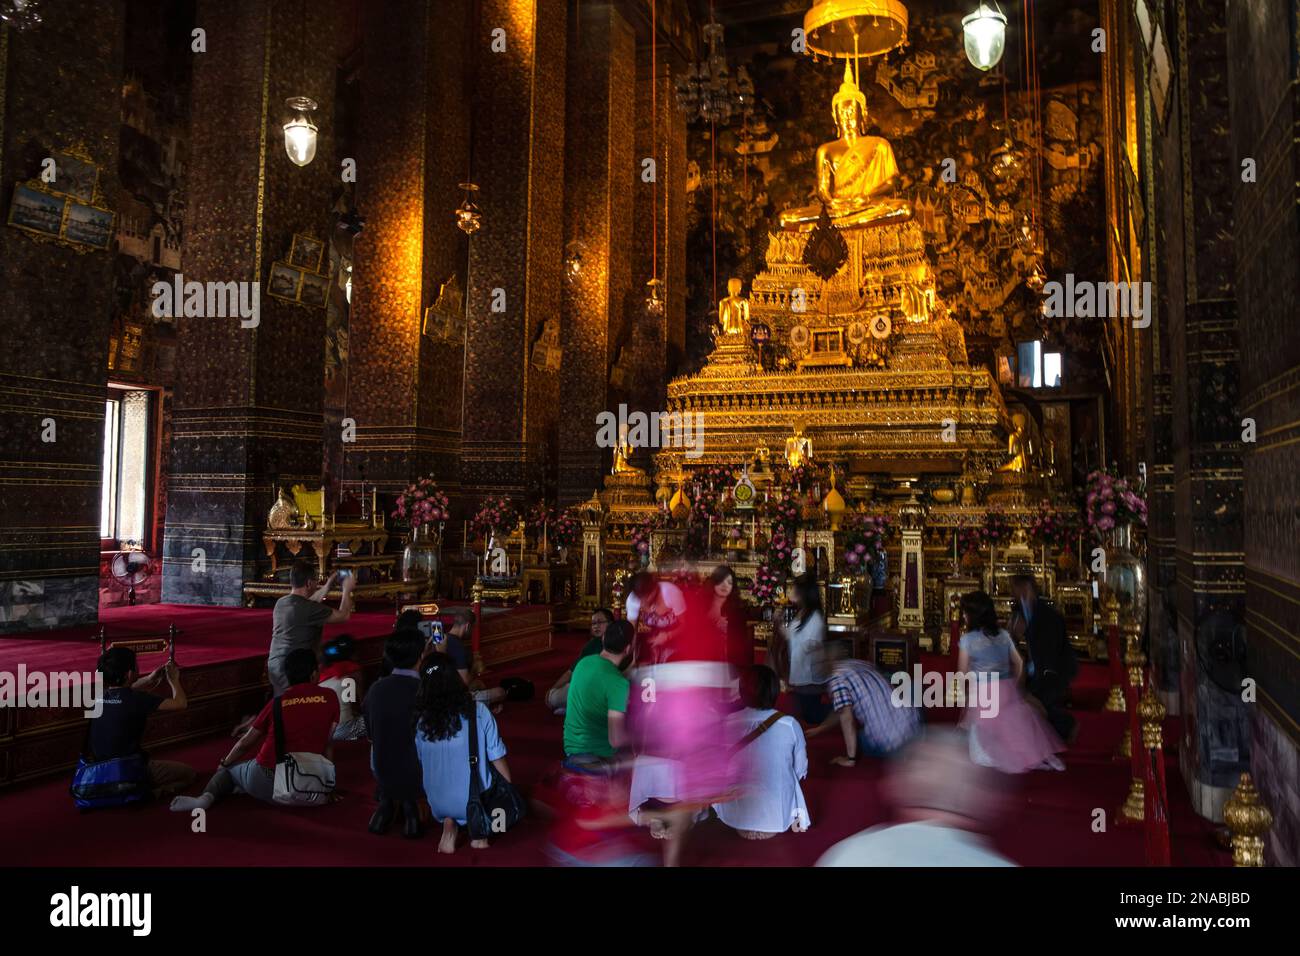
<box><xmin>806</xmin><ymin>640</ymin><xmax>920</xmax><ymax>764</ymax></box>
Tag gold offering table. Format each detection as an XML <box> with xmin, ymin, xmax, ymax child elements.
<box><xmin>242</xmin><ymin>523</ymin><xmax>412</xmax><ymax>605</ymax></box>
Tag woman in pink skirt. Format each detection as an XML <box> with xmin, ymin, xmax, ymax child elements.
<box><xmin>956</xmin><ymin>591</ymin><xmax>1065</xmax><ymax>773</ymax></box>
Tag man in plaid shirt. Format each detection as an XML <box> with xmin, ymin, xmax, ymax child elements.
<box><xmin>807</xmin><ymin>640</ymin><xmax>920</xmax><ymax>765</ymax></box>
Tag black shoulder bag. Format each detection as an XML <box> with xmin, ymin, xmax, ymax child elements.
<box><xmin>465</xmin><ymin>703</ymin><xmax>526</xmax><ymax>840</ymax></box>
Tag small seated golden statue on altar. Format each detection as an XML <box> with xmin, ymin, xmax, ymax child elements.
<box><xmin>996</xmin><ymin>412</ymin><xmax>1033</xmax><ymax>473</ymax></box>
<box><xmin>717</xmin><ymin>277</ymin><xmax>749</xmax><ymax>335</ymax></box>
<box><xmin>778</xmin><ymin>62</ymin><xmax>912</xmax><ymax>232</ymax></box>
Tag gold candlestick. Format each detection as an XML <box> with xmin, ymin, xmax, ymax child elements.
<box><xmin>1116</xmin><ymin>616</ymin><xmax>1146</xmax><ymax>758</ymax></box>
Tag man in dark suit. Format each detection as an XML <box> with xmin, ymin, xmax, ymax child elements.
<box><xmin>1009</xmin><ymin>574</ymin><xmax>1078</xmax><ymax>744</ymax></box>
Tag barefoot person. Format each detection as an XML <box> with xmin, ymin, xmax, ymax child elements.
<box><xmin>171</xmin><ymin>649</ymin><xmax>338</xmax><ymax>813</ymax></box>
<box><xmin>413</xmin><ymin>652</ymin><xmax>513</xmax><ymax>853</ymax></box>
<box><xmin>714</xmin><ymin>665</ymin><xmax>810</xmax><ymax>840</ymax></box>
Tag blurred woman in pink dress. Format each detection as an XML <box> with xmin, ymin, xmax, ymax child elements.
<box><xmin>956</xmin><ymin>591</ymin><xmax>1065</xmax><ymax>773</ymax></box>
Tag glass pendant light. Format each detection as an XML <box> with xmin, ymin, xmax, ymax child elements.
<box><xmin>563</xmin><ymin>240</ymin><xmax>588</xmax><ymax>282</ymax></box>
<box><xmin>283</xmin><ymin>96</ymin><xmax>319</xmax><ymax>166</ymax></box>
<box><xmin>962</xmin><ymin>2</ymin><xmax>1008</xmax><ymax>71</ymax></box>
<box><xmin>455</xmin><ymin>183</ymin><xmax>482</xmax><ymax>235</ymax></box>
<box><xmin>645</xmin><ymin>278</ymin><xmax>665</xmax><ymax>316</ymax></box>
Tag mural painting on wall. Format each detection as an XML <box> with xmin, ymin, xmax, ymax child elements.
<box><xmin>684</xmin><ymin>4</ymin><xmax>1106</xmax><ymax>380</ymax></box>
<box><xmin>113</xmin><ymin>71</ymin><xmax>188</xmax><ymax>386</ymax></box>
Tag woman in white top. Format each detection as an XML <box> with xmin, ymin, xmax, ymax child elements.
<box><xmin>776</xmin><ymin>575</ymin><xmax>829</xmax><ymax>723</ymax></box>
<box><xmin>714</xmin><ymin>665</ymin><xmax>810</xmax><ymax>839</ymax></box>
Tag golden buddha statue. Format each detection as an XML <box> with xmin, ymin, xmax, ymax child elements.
<box><xmin>779</xmin><ymin>62</ymin><xmax>912</xmax><ymax>232</ymax></box>
<box><xmin>785</xmin><ymin>423</ymin><xmax>813</xmax><ymax>469</ymax></box>
<box><xmin>611</xmin><ymin>424</ymin><xmax>645</xmax><ymax>476</ymax></box>
<box><xmin>718</xmin><ymin>277</ymin><xmax>749</xmax><ymax>335</ymax></box>
<box><xmin>996</xmin><ymin>412</ymin><xmax>1030</xmax><ymax>473</ymax></box>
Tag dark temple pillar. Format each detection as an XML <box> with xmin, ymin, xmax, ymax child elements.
<box><xmin>462</xmin><ymin>0</ymin><xmax>567</xmax><ymax>503</ymax></box>
<box><xmin>0</xmin><ymin>1</ymin><xmax>125</xmax><ymax>631</ymax></box>
<box><xmin>558</xmin><ymin>2</ymin><xmax>635</xmax><ymax>506</ymax></box>
<box><xmin>161</xmin><ymin>0</ymin><xmax>340</xmax><ymax>605</ymax></box>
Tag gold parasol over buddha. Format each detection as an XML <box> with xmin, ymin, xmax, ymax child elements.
<box><xmin>803</xmin><ymin>0</ymin><xmax>909</xmax><ymax>61</ymax></box>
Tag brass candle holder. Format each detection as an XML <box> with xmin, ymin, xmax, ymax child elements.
<box><xmin>1116</xmin><ymin>616</ymin><xmax>1146</xmax><ymax>759</ymax></box>
<box><xmin>1103</xmin><ymin>593</ymin><xmax>1126</xmax><ymax>712</ymax></box>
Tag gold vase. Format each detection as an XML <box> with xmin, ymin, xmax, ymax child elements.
<box><xmin>1223</xmin><ymin>774</ymin><xmax>1273</xmax><ymax>867</ymax></box>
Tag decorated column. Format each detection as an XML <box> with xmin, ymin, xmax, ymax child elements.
<box><xmin>161</xmin><ymin>0</ymin><xmax>341</xmax><ymax>604</ymax></box>
<box><xmin>462</xmin><ymin>0</ymin><xmax>568</xmax><ymax>500</ymax></box>
<box><xmin>345</xmin><ymin>0</ymin><xmax>471</xmax><ymax>498</ymax></box>
<box><xmin>0</xmin><ymin>0</ymin><xmax>125</xmax><ymax>630</ymax></box>
<box><xmin>557</xmin><ymin>2</ymin><xmax>635</xmax><ymax>506</ymax></box>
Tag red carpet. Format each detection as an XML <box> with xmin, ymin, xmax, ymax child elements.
<box><xmin>0</xmin><ymin>603</ymin><xmax>398</xmax><ymax>677</ymax></box>
<box><xmin>0</xmin><ymin>607</ymin><xmax>1230</xmax><ymax>867</ymax></box>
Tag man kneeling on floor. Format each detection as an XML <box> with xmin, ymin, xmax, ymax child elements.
<box><xmin>171</xmin><ymin>648</ymin><xmax>338</xmax><ymax>813</ymax></box>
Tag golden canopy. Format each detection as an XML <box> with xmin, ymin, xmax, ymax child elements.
<box><xmin>804</xmin><ymin>0</ymin><xmax>909</xmax><ymax>60</ymax></box>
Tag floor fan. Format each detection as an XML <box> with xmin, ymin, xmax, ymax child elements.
<box><xmin>110</xmin><ymin>548</ymin><xmax>152</xmax><ymax>606</ymax></box>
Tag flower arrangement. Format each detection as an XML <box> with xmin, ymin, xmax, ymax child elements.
<box><xmin>842</xmin><ymin>513</ymin><xmax>891</xmax><ymax>574</ymax></box>
<box><xmin>751</xmin><ymin>561</ymin><xmax>785</xmax><ymax>607</ymax></box>
<box><xmin>692</xmin><ymin>465</ymin><xmax>735</xmax><ymax>492</ymax></box>
<box><xmin>762</xmin><ymin>488</ymin><xmax>803</xmax><ymax>537</ymax></box>
<box><xmin>784</xmin><ymin>462</ymin><xmax>824</xmax><ymax>491</ymax></box>
<box><xmin>957</xmin><ymin>523</ymin><xmax>985</xmax><ymax>559</ymax></box>
<box><xmin>471</xmin><ymin>495</ymin><xmax>518</xmax><ymax>543</ymax></box>
<box><xmin>1028</xmin><ymin>500</ymin><xmax>1081</xmax><ymax>551</ymax></box>
<box><xmin>525</xmin><ymin>501</ymin><xmax>555</xmax><ymax>536</ymax></box>
<box><xmin>629</xmin><ymin>513</ymin><xmax>666</xmax><ymax>562</ymax></box>
<box><xmin>393</xmin><ymin>477</ymin><xmax>450</xmax><ymax>529</ymax></box>
<box><xmin>766</xmin><ymin>527</ymin><xmax>796</xmax><ymax>574</ymax></box>
<box><xmin>1085</xmin><ymin>468</ymin><xmax>1147</xmax><ymax>534</ymax></box>
<box><xmin>548</xmin><ymin>507</ymin><xmax>583</xmax><ymax>552</ymax></box>
<box><xmin>983</xmin><ymin>508</ymin><xmax>1012</xmax><ymax>549</ymax></box>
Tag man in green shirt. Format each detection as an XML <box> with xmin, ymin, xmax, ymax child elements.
<box><xmin>545</xmin><ymin>607</ymin><xmax>614</xmax><ymax>713</ymax></box>
<box><xmin>563</xmin><ymin>620</ymin><xmax>632</xmax><ymax>765</ymax></box>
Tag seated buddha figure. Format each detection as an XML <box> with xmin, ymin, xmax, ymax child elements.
<box><xmin>779</xmin><ymin>62</ymin><xmax>912</xmax><ymax>232</ymax></box>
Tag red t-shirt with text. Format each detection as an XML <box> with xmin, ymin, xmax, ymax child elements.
<box><xmin>251</xmin><ymin>682</ymin><xmax>340</xmax><ymax>769</ymax></box>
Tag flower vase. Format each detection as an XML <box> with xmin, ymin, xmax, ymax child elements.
<box><xmin>402</xmin><ymin>523</ymin><xmax>440</xmax><ymax>595</ymax></box>
<box><xmin>1102</xmin><ymin>523</ymin><xmax>1146</xmax><ymax>624</ymax></box>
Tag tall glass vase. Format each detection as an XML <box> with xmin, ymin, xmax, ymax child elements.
<box><xmin>1103</xmin><ymin>523</ymin><xmax>1146</xmax><ymax>625</ymax></box>
<box><xmin>402</xmin><ymin>523</ymin><xmax>440</xmax><ymax>595</ymax></box>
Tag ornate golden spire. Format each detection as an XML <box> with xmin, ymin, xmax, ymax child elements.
<box><xmin>831</xmin><ymin>60</ymin><xmax>867</xmax><ymax>124</ymax></box>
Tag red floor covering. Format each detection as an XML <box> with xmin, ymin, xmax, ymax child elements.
<box><xmin>0</xmin><ymin>607</ymin><xmax>1230</xmax><ymax>867</ymax></box>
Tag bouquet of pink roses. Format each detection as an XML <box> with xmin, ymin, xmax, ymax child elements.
<box><xmin>762</xmin><ymin>489</ymin><xmax>803</xmax><ymax>537</ymax></box>
<box><xmin>548</xmin><ymin>507</ymin><xmax>583</xmax><ymax>551</ymax></box>
<box><xmin>751</xmin><ymin>561</ymin><xmax>785</xmax><ymax>607</ymax></box>
<box><xmin>393</xmin><ymin>477</ymin><xmax>450</xmax><ymax>529</ymax></box>
<box><xmin>983</xmin><ymin>508</ymin><xmax>1012</xmax><ymax>548</ymax></box>
<box><xmin>471</xmin><ymin>495</ymin><xmax>518</xmax><ymax>543</ymax></box>
<box><xmin>1085</xmin><ymin>468</ymin><xmax>1147</xmax><ymax>534</ymax></box>
<box><xmin>1028</xmin><ymin>500</ymin><xmax>1081</xmax><ymax>550</ymax></box>
<box><xmin>766</xmin><ymin>527</ymin><xmax>795</xmax><ymax>574</ymax></box>
<box><xmin>842</xmin><ymin>513</ymin><xmax>891</xmax><ymax>574</ymax></box>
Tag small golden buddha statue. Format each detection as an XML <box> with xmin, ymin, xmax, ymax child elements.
<box><xmin>717</xmin><ymin>277</ymin><xmax>749</xmax><ymax>336</ymax></box>
<box><xmin>997</xmin><ymin>412</ymin><xmax>1030</xmax><ymax>473</ymax></box>
<box><xmin>785</xmin><ymin>423</ymin><xmax>813</xmax><ymax>469</ymax></box>
<box><xmin>611</xmin><ymin>424</ymin><xmax>645</xmax><ymax>476</ymax></box>
<box><xmin>779</xmin><ymin>62</ymin><xmax>912</xmax><ymax>232</ymax></box>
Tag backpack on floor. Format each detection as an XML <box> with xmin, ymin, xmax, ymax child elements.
<box><xmin>71</xmin><ymin>752</ymin><xmax>151</xmax><ymax>810</ymax></box>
